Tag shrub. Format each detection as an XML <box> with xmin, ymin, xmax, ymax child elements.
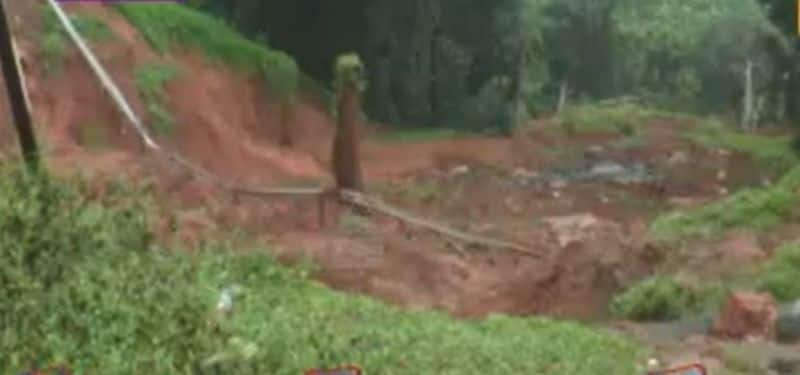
<box><xmin>556</xmin><ymin>103</ymin><xmax>667</xmax><ymax>136</ymax></box>
<box><xmin>757</xmin><ymin>243</ymin><xmax>800</xmax><ymax>302</ymax></box>
<box><xmin>686</xmin><ymin>120</ymin><xmax>798</xmax><ymax>171</ymax></box>
<box><xmin>610</xmin><ymin>276</ymin><xmax>724</xmax><ymax>321</ymax></box>
<box><xmin>0</xmin><ymin>166</ymin><xmax>643</xmax><ymax>374</ymax></box>
<box><xmin>649</xmin><ymin>183</ymin><xmax>800</xmax><ymax>241</ymax></box>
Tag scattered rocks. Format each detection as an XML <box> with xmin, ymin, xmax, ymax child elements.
<box><xmin>714</xmin><ymin>292</ymin><xmax>778</xmax><ymax>341</ymax></box>
<box><xmin>543</xmin><ymin>213</ymin><xmax>625</xmax><ymax>250</ymax></box>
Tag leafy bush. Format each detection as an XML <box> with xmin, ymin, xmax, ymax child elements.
<box><xmin>556</xmin><ymin>103</ymin><xmax>671</xmax><ymax>136</ymax></box>
<box><xmin>116</xmin><ymin>3</ymin><xmax>300</xmax><ymax>99</ymax></box>
<box><xmin>757</xmin><ymin>243</ymin><xmax>800</xmax><ymax>302</ymax></box>
<box><xmin>686</xmin><ymin>120</ymin><xmax>798</xmax><ymax>171</ymax></box>
<box><xmin>135</xmin><ymin>62</ymin><xmax>181</xmax><ymax>135</ymax></box>
<box><xmin>459</xmin><ymin>76</ymin><xmax>516</xmax><ymax>135</ymax></box>
<box><xmin>610</xmin><ymin>276</ymin><xmax>724</xmax><ymax>321</ymax></box>
<box><xmin>649</xmin><ymin>181</ymin><xmax>800</xmax><ymax>241</ymax></box>
<box><xmin>1</xmin><ymin>167</ymin><xmax>642</xmax><ymax>374</ymax></box>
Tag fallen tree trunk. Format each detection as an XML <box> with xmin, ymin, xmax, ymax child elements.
<box><xmin>339</xmin><ymin>190</ymin><xmax>544</xmax><ymax>258</ymax></box>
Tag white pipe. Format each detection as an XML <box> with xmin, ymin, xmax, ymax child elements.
<box><xmin>46</xmin><ymin>0</ymin><xmax>159</xmax><ymax>151</ymax></box>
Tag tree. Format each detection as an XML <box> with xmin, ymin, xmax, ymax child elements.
<box><xmin>757</xmin><ymin>0</ymin><xmax>800</xmax><ymax>124</ymax></box>
<box><xmin>331</xmin><ymin>53</ymin><xmax>366</xmax><ymax>191</ymax></box>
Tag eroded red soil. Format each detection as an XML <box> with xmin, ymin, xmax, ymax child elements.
<box><xmin>0</xmin><ymin>2</ymin><xmax>791</xmax><ymax>323</ymax></box>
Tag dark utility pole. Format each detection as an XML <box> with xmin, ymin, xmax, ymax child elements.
<box><xmin>0</xmin><ymin>0</ymin><xmax>40</xmax><ymax>171</ymax></box>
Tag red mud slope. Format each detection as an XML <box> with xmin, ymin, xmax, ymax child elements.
<box><xmin>3</xmin><ymin>3</ymin><xmax>334</xmax><ymax>186</ymax></box>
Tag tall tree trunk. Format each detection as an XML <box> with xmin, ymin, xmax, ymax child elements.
<box><xmin>742</xmin><ymin>60</ymin><xmax>754</xmax><ymax>131</ymax></box>
<box><xmin>332</xmin><ymin>84</ymin><xmax>364</xmax><ymax>191</ymax></box>
<box><xmin>557</xmin><ymin>80</ymin><xmax>569</xmax><ymax>113</ymax></box>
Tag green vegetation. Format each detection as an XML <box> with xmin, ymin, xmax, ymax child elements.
<box><xmin>0</xmin><ymin>166</ymin><xmax>642</xmax><ymax>374</ymax></box>
<box><xmin>686</xmin><ymin>120</ymin><xmax>798</xmax><ymax>170</ymax></box>
<box><xmin>649</xmin><ymin>166</ymin><xmax>800</xmax><ymax>241</ymax></box>
<box><xmin>610</xmin><ymin>276</ymin><xmax>725</xmax><ymax>321</ymax></box>
<box><xmin>72</xmin><ymin>14</ymin><xmax>116</xmax><ymax>42</ymax></box>
<box><xmin>116</xmin><ymin>3</ymin><xmax>300</xmax><ymax>99</ymax></box>
<box><xmin>134</xmin><ymin>62</ymin><xmax>181</xmax><ymax>135</ymax></box>
<box><xmin>377</xmin><ymin>128</ymin><xmax>465</xmax><ymax>143</ymax></box>
<box><xmin>721</xmin><ymin>345</ymin><xmax>768</xmax><ymax>375</ymax></box>
<box><xmin>757</xmin><ymin>243</ymin><xmax>800</xmax><ymax>302</ymax></box>
<box><xmin>556</xmin><ymin>103</ymin><xmax>674</xmax><ymax>136</ymax></box>
<box><xmin>41</xmin><ymin>6</ymin><xmax>116</xmax><ymax>75</ymax></box>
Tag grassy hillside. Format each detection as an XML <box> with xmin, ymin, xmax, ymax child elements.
<box><xmin>0</xmin><ymin>167</ymin><xmax>642</xmax><ymax>374</ymax></box>
<box><xmin>115</xmin><ymin>3</ymin><xmax>329</xmax><ymax>103</ymax></box>
<box><xmin>650</xmin><ymin>165</ymin><xmax>800</xmax><ymax>241</ymax></box>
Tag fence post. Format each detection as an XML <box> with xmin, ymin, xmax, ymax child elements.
<box><xmin>0</xmin><ymin>0</ymin><xmax>40</xmax><ymax>171</ymax></box>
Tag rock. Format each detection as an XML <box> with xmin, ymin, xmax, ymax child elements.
<box><xmin>717</xmin><ymin>169</ymin><xmax>727</xmax><ymax>181</ymax></box>
<box><xmin>667</xmin><ymin>150</ymin><xmax>689</xmax><ymax>166</ymax></box>
<box><xmin>504</xmin><ymin>196</ymin><xmax>524</xmax><ymax>215</ymax></box>
<box><xmin>584</xmin><ymin>145</ymin><xmax>605</xmax><ymax>159</ymax></box>
<box><xmin>449</xmin><ymin>165</ymin><xmax>470</xmax><ymax>177</ymax></box>
<box><xmin>543</xmin><ymin>213</ymin><xmax>601</xmax><ymax>248</ymax></box>
<box><xmin>769</xmin><ymin>357</ymin><xmax>800</xmax><ymax>375</ymax></box>
<box><xmin>512</xmin><ymin>167</ymin><xmax>539</xmax><ymax>180</ymax></box>
<box><xmin>776</xmin><ymin>300</ymin><xmax>800</xmax><ymax>343</ymax></box>
<box><xmin>589</xmin><ymin>161</ymin><xmax>627</xmax><ymax>177</ymax></box>
<box><xmin>714</xmin><ymin>292</ymin><xmax>778</xmax><ymax>341</ymax></box>
<box><xmin>549</xmin><ymin>178</ymin><xmax>568</xmax><ymax>190</ymax></box>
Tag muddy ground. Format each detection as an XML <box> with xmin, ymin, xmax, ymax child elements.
<box><xmin>2</xmin><ymin>2</ymin><xmax>799</xmax><ymax>372</ymax></box>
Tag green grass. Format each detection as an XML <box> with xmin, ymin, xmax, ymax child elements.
<box><xmin>757</xmin><ymin>243</ymin><xmax>800</xmax><ymax>302</ymax></box>
<box><xmin>0</xmin><ymin>166</ymin><xmax>643</xmax><ymax>374</ymax></box>
<box><xmin>72</xmin><ymin>14</ymin><xmax>116</xmax><ymax>42</ymax></box>
<box><xmin>376</xmin><ymin>127</ymin><xmax>466</xmax><ymax>143</ymax></box>
<box><xmin>41</xmin><ymin>6</ymin><xmax>116</xmax><ymax>75</ymax></box>
<box><xmin>609</xmin><ymin>276</ymin><xmax>725</xmax><ymax>321</ymax></box>
<box><xmin>649</xmin><ymin>166</ymin><xmax>800</xmax><ymax>242</ymax></box>
<box><xmin>556</xmin><ymin>103</ymin><xmax>673</xmax><ymax>136</ymax></box>
<box><xmin>686</xmin><ymin>119</ymin><xmax>798</xmax><ymax>171</ymax></box>
<box><xmin>134</xmin><ymin>62</ymin><xmax>181</xmax><ymax>135</ymax></box>
<box><xmin>116</xmin><ymin>3</ymin><xmax>300</xmax><ymax>99</ymax></box>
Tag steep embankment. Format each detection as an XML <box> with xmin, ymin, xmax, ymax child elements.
<box><xmin>4</xmin><ymin>2</ymin><xmax>334</xmax><ymax>188</ymax></box>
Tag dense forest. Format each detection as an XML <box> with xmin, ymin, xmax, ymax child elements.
<box><xmin>190</xmin><ymin>0</ymin><xmax>797</xmax><ymax>133</ymax></box>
